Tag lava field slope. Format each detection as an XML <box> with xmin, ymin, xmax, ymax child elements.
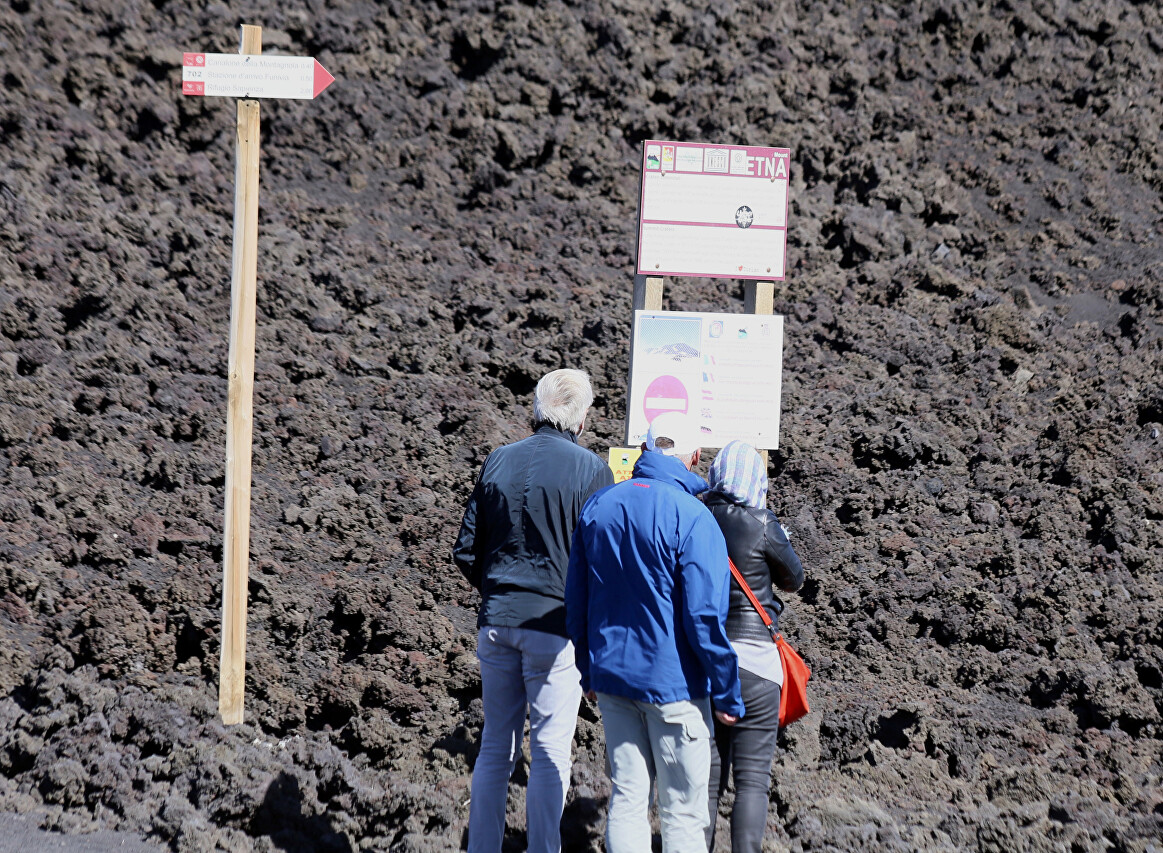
<box><xmin>0</xmin><ymin>0</ymin><xmax>1161</xmax><ymax>850</ymax></box>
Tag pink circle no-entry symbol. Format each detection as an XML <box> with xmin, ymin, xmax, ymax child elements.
<box><xmin>644</xmin><ymin>375</ymin><xmax>689</xmax><ymax>422</ymax></box>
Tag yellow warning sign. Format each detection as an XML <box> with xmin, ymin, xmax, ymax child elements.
<box><xmin>607</xmin><ymin>447</ymin><xmax>643</xmax><ymax>483</ymax></box>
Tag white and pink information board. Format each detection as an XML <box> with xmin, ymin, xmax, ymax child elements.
<box><xmin>636</xmin><ymin>140</ymin><xmax>791</xmax><ymax>280</ymax></box>
<box><xmin>626</xmin><ymin>310</ymin><xmax>784</xmax><ymax>449</ymax></box>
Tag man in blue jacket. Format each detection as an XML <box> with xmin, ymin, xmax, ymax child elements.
<box><xmin>454</xmin><ymin>369</ymin><xmax>614</xmax><ymax>853</ymax></box>
<box><xmin>565</xmin><ymin>412</ymin><xmax>744</xmax><ymax>853</ymax></box>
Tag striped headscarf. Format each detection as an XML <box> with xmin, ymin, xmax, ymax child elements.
<box><xmin>708</xmin><ymin>440</ymin><xmax>768</xmax><ymax>509</ymax></box>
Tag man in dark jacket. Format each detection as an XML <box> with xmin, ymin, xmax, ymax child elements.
<box><xmin>565</xmin><ymin>412</ymin><xmax>743</xmax><ymax>853</ymax></box>
<box><xmin>453</xmin><ymin>368</ymin><xmax>613</xmax><ymax>853</ymax></box>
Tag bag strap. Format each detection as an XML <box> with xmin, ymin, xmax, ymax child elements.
<box><xmin>728</xmin><ymin>557</ymin><xmax>778</xmax><ymax>643</ymax></box>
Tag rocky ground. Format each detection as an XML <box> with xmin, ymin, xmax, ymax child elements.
<box><xmin>1</xmin><ymin>0</ymin><xmax>1161</xmax><ymax>850</ymax></box>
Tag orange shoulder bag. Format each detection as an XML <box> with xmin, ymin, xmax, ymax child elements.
<box><xmin>728</xmin><ymin>557</ymin><xmax>811</xmax><ymax>727</ymax></box>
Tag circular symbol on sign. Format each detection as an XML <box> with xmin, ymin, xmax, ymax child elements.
<box><xmin>735</xmin><ymin>206</ymin><xmax>754</xmax><ymax>229</ymax></box>
<box><xmin>644</xmin><ymin>375</ymin><xmax>689</xmax><ymax>424</ymax></box>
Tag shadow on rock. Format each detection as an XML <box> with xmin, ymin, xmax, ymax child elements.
<box><xmin>252</xmin><ymin>772</ymin><xmax>354</xmax><ymax>853</ymax></box>
<box><xmin>561</xmin><ymin>794</ymin><xmax>606</xmax><ymax>852</ymax></box>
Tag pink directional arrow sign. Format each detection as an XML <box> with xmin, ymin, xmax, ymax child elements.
<box><xmin>182</xmin><ymin>52</ymin><xmax>335</xmax><ymax>99</ymax></box>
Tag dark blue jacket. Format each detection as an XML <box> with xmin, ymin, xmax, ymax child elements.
<box><xmin>453</xmin><ymin>424</ymin><xmax>613</xmax><ymax>636</ymax></box>
<box><xmin>564</xmin><ymin>452</ymin><xmax>745</xmax><ymax>717</ymax></box>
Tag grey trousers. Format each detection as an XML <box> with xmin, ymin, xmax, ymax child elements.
<box><xmin>598</xmin><ymin>692</ymin><xmax>714</xmax><ymax>853</ymax></box>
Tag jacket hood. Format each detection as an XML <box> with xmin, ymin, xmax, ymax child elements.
<box><xmin>632</xmin><ymin>450</ymin><xmax>709</xmax><ymax>496</ymax></box>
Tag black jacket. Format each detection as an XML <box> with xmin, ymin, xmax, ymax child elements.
<box><xmin>453</xmin><ymin>424</ymin><xmax>614</xmax><ymax>636</ymax></box>
<box><xmin>703</xmin><ymin>491</ymin><xmax>804</xmax><ymax>643</ymax></box>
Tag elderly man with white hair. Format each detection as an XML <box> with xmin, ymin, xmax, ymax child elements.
<box><xmin>453</xmin><ymin>368</ymin><xmax>614</xmax><ymax>853</ymax></box>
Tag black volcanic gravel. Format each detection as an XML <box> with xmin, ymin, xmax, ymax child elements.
<box><xmin>1</xmin><ymin>0</ymin><xmax>1161</xmax><ymax>850</ymax></box>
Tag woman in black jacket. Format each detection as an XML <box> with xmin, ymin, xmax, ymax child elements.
<box><xmin>703</xmin><ymin>441</ymin><xmax>804</xmax><ymax>853</ymax></box>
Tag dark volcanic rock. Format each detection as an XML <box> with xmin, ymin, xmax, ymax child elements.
<box><xmin>1</xmin><ymin>0</ymin><xmax>1162</xmax><ymax>850</ymax></box>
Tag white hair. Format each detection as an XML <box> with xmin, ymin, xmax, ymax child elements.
<box><xmin>533</xmin><ymin>369</ymin><xmax>594</xmax><ymax>433</ymax></box>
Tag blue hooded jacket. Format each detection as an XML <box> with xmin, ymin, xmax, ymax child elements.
<box><xmin>564</xmin><ymin>451</ymin><xmax>745</xmax><ymax>717</ymax></box>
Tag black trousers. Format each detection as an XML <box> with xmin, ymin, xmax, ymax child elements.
<box><xmin>706</xmin><ymin>670</ymin><xmax>781</xmax><ymax>853</ymax></box>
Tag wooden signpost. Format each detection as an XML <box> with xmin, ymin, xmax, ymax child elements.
<box><xmin>182</xmin><ymin>25</ymin><xmax>335</xmax><ymax>725</ymax></box>
<box><xmin>629</xmin><ymin>139</ymin><xmax>791</xmax><ymax>467</ymax></box>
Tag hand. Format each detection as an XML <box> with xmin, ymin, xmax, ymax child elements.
<box><xmin>585</xmin><ymin>690</ymin><xmax>597</xmax><ymax>702</ymax></box>
<box><xmin>714</xmin><ymin>710</ymin><xmax>738</xmax><ymax>726</ymax></box>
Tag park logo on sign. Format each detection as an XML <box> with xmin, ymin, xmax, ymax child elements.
<box><xmin>704</xmin><ymin>148</ymin><xmax>729</xmax><ymax>173</ymax></box>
